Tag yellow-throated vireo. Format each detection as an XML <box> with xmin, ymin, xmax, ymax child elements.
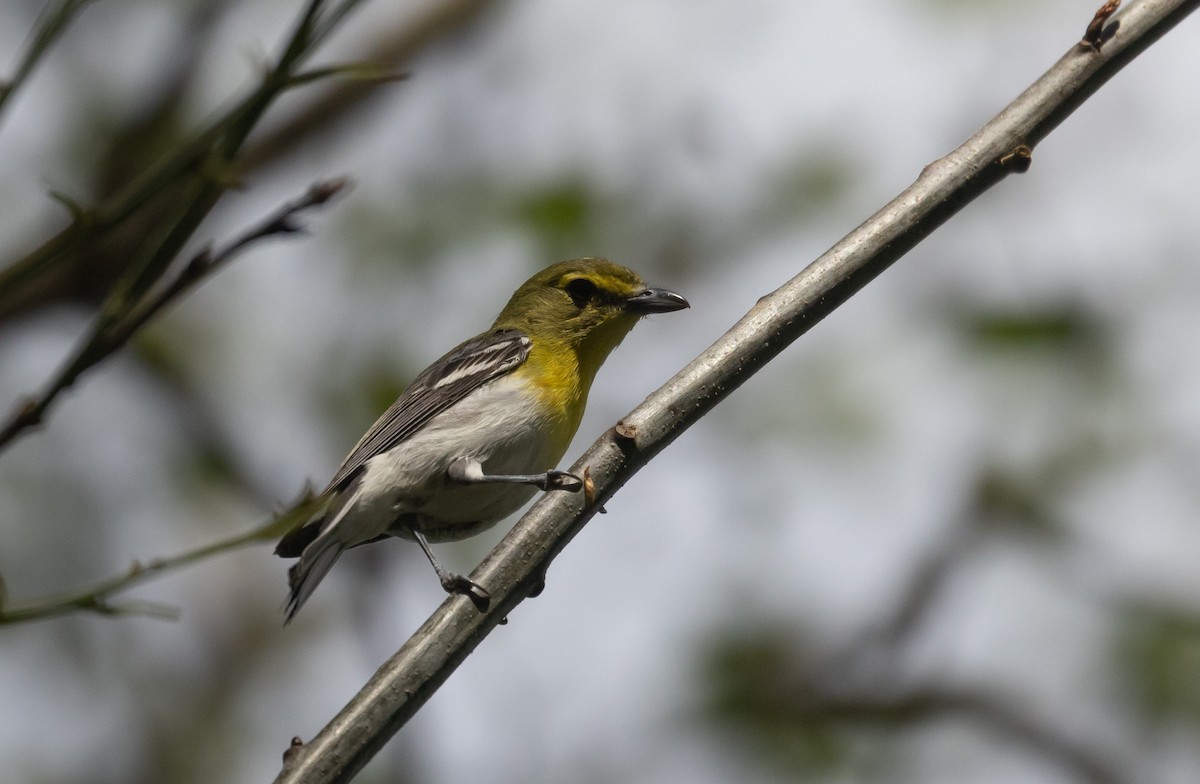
<box><xmin>275</xmin><ymin>258</ymin><xmax>688</xmax><ymax>621</ymax></box>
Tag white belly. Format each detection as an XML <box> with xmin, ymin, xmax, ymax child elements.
<box><xmin>344</xmin><ymin>374</ymin><xmax>567</xmax><ymax>544</ymax></box>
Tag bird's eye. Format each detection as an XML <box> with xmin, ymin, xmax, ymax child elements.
<box><xmin>564</xmin><ymin>277</ymin><xmax>598</xmax><ymax>308</ymax></box>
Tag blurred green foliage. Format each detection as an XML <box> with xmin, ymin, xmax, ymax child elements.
<box><xmin>766</xmin><ymin>147</ymin><xmax>856</xmax><ymax>228</ymax></box>
<box><xmin>701</xmin><ymin>629</ymin><xmax>851</xmax><ymax>775</ymax></box>
<box><xmin>515</xmin><ymin>181</ymin><xmax>592</xmax><ymax>248</ymax></box>
<box><xmin>1119</xmin><ymin>608</ymin><xmax>1200</xmax><ymax>725</ymax></box>
<box><xmin>965</xmin><ymin>307</ymin><xmax>1105</xmax><ymax>353</ymax></box>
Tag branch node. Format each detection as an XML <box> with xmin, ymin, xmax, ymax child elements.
<box><xmin>1081</xmin><ymin>0</ymin><xmax>1121</xmax><ymax>51</ymax></box>
<box><xmin>580</xmin><ymin>468</ymin><xmax>608</xmax><ymax>513</ymax></box>
<box><xmin>582</xmin><ymin>466</ymin><xmax>597</xmax><ymax>506</ymax></box>
<box><xmin>14</xmin><ymin>396</ymin><xmax>40</xmax><ymax>424</ymax></box>
<box><xmin>527</xmin><ymin>570</ymin><xmax>547</xmax><ymax>598</ymax></box>
<box><xmin>614</xmin><ymin>421</ymin><xmax>638</xmax><ymax>441</ymax></box>
<box><xmin>1</xmin><ymin>396</ymin><xmax>44</xmax><ymax>439</ymax></box>
<box><xmin>48</xmin><ymin>190</ymin><xmax>90</xmax><ymax>225</ymax></box>
<box><xmin>187</xmin><ymin>247</ymin><xmax>214</xmax><ymax>276</ymax></box>
<box><xmin>309</xmin><ymin>177</ymin><xmax>353</xmax><ymax>204</ymax></box>
<box><xmin>998</xmin><ymin>144</ymin><xmax>1033</xmax><ymax>173</ymax></box>
<box><xmin>198</xmin><ymin>155</ymin><xmax>246</xmax><ymax>190</ymax></box>
<box><xmin>282</xmin><ymin>737</ymin><xmax>305</xmax><ymax>765</ymax></box>
<box><xmin>269</xmin><ymin>216</ymin><xmax>306</xmax><ymax>236</ymax></box>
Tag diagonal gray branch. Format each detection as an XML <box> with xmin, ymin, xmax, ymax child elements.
<box><xmin>273</xmin><ymin>1</ymin><xmax>1199</xmax><ymax>782</ymax></box>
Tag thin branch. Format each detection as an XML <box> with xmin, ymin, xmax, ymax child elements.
<box><xmin>852</xmin><ymin>516</ymin><xmax>982</xmax><ymax>653</ymax></box>
<box><xmin>242</xmin><ymin>0</ymin><xmax>501</xmax><ymax>173</ymax></box>
<box><xmin>807</xmin><ymin>687</ymin><xmax>1128</xmax><ymax>784</ymax></box>
<box><xmin>288</xmin><ymin>63</ymin><xmax>410</xmax><ymax>89</ymax></box>
<box><xmin>0</xmin><ymin>0</ymin><xmax>96</xmax><ymax>127</ymax></box>
<box><xmin>272</xmin><ymin>1</ymin><xmax>1200</xmax><ymax>782</ymax></box>
<box><xmin>0</xmin><ymin>178</ymin><xmax>350</xmax><ymax>452</ymax></box>
<box><xmin>121</xmin><ymin>177</ymin><xmax>352</xmax><ymax>338</ymax></box>
<box><xmin>0</xmin><ymin>0</ymin><xmax>363</xmax><ymax>340</ymax></box>
<box><xmin>0</xmin><ymin>0</ymin><xmax>486</xmax><ymax>317</ymax></box>
<box><xmin>0</xmin><ymin>489</ymin><xmax>321</xmax><ymax>625</ymax></box>
<box><xmin>310</xmin><ymin>0</ymin><xmax>373</xmax><ymax>45</ymax></box>
<box><xmin>91</xmin><ymin>0</ymin><xmax>342</xmax><ymax>317</ymax></box>
<box><xmin>1083</xmin><ymin>0</ymin><xmax>1124</xmax><ymax>49</ymax></box>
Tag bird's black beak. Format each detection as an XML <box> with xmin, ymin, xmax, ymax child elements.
<box><xmin>624</xmin><ymin>286</ymin><xmax>689</xmax><ymax>314</ymax></box>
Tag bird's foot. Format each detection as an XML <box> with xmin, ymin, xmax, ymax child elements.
<box><xmin>441</xmin><ymin>573</ymin><xmax>491</xmax><ymax>612</ymax></box>
<box><xmin>541</xmin><ymin>470</ymin><xmax>583</xmax><ymax>492</ymax></box>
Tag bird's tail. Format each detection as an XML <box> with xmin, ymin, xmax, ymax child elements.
<box><xmin>282</xmin><ymin>480</ymin><xmax>361</xmax><ymax>623</ymax></box>
<box><xmin>284</xmin><ymin>534</ymin><xmax>344</xmax><ymax>623</ymax></box>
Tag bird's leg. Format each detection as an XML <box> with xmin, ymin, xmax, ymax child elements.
<box><xmin>410</xmin><ymin>526</ymin><xmax>490</xmax><ymax>612</ymax></box>
<box><xmin>447</xmin><ymin>456</ymin><xmax>583</xmax><ymax>492</ymax></box>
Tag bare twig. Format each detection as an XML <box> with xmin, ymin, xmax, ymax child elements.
<box><xmin>0</xmin><ymin>0</ymin><xmax>238</xmax><ymax>324</ymax></box>
<box><xmin>0</xmin><ymin>2</ymin><xmax>333</xmax><ymax>310</ymax></box>
<box><xmin>271</xmin><ymin>1</ymin><xmax>1200</xmax><ymax>782</ymax></box>
<box><xmin>242</xmin><ymin>0</ymin><xmax>501</xmax><ymax>173</ymax></box>
<box><xmin>0</xmin><ymin>178</ymin><xmax>350</xmax><ymax>452</ymax></box>
<box><xmin>1083</xmin><ymin>0</ymin><xmax>1123</xmax><ymax>49</ymax></box>
<box><xmin>0</xmin><ymin>0</ymin><xmax>96</xmax><ymax>127</ymax></box>
<box><xmin>0</xmin><ymin>0</ymin><xmax>369</xmax><ymax>426</ymax></box>
<box><xmin>803</xmin><ymin>688</ymin><xmax>1128</xmax><ymax>784</ymax></box>
<box><xmin>0</xmin><ymin>489</ymin><xmax>321</xmax><ymax>625</ymax></box>
<box><xmin>120</xmin><ymin>177</ymin><xmax>352</xmax><ymax>338</ymax></box>
<box><xmin>0</xmin><ymin>1</ymin><xmax>484</xmax><ymax>319</ymax></box>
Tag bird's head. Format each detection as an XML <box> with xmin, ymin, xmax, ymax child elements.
<box><xmin>493</xmin><ymin>258</ymin><xmax>688</xmax><ymax>358</ymax></box>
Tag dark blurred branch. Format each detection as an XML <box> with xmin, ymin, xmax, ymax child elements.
<box><xmin>0</xmin><ymin>177</ymin><xmax>350</xmax><ymax>452</ymax></box>
<box><xmin>121</xmin><ymin>178</ymin><xmax>351</xmax><ymax>339</ymax></box>
<box><xmin>804</xmin><ymin>457</ymin><xmax>1120</xmax><ymax>780</ymax></box>
<box><xmin>0</xmin><ymin>0</ymin><xmax>96</xmax><ymax>127</ymax></box>
<box><xmin>69</xmin><ymin>0</ymin><xmax>359</xmax><ymax>311</ymax></box>
<box><xmin>0</xmin><ymin>0</ymin><xmax>505</xmax><ymax>454</ymax></box>
<box><xmin>0</xmin><ymin>2</ymin><xmax>328</xmax><ymax>309</ymax></box>
<box><xmin>855</xmin><ymin>516</ymin><xmax>982</xmax><ymax>653</ymax></box>
<box><xmin>0</xmin><ymin>0</ymin><xmax>368</xmax><ymax>450</ymax></box>
<box><xmin>855</xmin><ymin>463</ymin><xmax>1058</xmax><ymax>653</ymax></box>
<box><xmin>808</xmin><ymin>688</ymin><xmax>1128</xmax><ymax>784</ymax></box>
<box><xmin>0</xmin><ymin>490</ymin><xmax>322</xmax><ymax>625</ymax></box>
<box><xmin>859</xmin><ymin>439</ymin><xmax>1114</xmax><ymax>651</ymax></box>
<box><xmin>273</xmin><ymin>1</ymin><xmax>1199</xmax><ymax>782</ymax></box>
<box><xmin>242</xmin><ymin>0</ymin><xmax>502</xmax><ymax>173</ymax></box>
<box><xmin>0</xmin><ymin>1</ymin><xmax>235</xmax><ymax>323</ymax></box>
<box><xmin>0</xmin><ymin>0</ymin><xmax>495</xmax><ymax>321</ymax></box>
<box><xmin>0</xmin><ymin>0</ymin><xmax>365</xmax><ymax>311</ymax></box>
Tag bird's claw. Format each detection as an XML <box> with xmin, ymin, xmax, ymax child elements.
<box><xmin>543</xmin><ymin>470</ymin><xmax>583</xmax><ymax>492</ymax></box>
<box><xmin>442</xmin><ymin>574</ymin><xmax>491</xmax><ymax>612</ymax></box>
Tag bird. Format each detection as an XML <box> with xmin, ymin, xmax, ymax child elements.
<box><xmin>275</xmin><ymin>258</ymin><xmax>688</xmax><ymax>621</ymax></box>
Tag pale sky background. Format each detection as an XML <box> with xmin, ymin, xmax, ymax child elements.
<box><xmin>1</xmin><ymin>2</ymin><xmax>1199</xmax><ymax>783</ymax></box>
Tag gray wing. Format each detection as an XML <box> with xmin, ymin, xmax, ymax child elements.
<box><xmin>325</xmin><ymin>329</ymin><xmax>531</xmax><ymax>492</ymax></box>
